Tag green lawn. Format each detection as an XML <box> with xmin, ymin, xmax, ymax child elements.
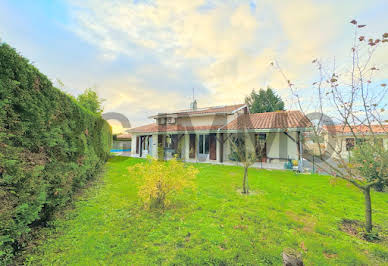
<box><xmin>25</xmin><ymin>156</ymin><xmax>388</xmax><ymax>265</ymax></box>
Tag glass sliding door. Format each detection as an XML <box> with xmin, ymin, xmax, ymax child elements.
<box><xmin>204</xmin><ymin>134</ymin><xmax>209</xmax><ymax>154</ymax></box>
<box><xmin>198</xmin><ymin>134</ymin><xmax>209</xmax><ymax>155</ymax></box>
<box><xmin>199</xmin><ymin>135</ymin><xmax>204</xmax><ymax>154</ymax></box>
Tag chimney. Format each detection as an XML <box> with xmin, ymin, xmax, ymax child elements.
<box><xmin>190</xmin><ymin>99</ymin><xmax>197</xmax><ymax>110</ymax></box>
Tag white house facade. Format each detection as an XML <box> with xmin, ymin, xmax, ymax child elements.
<box><xmin>129</xmin><ymin>103</ymin><xmax>312</xmax><ymax>167</ymax></box>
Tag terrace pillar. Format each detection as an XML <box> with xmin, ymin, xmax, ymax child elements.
<box><xmin>184</xmin><ymin>133</ymin><xmax>190</xmax><ymax>161</ymax></box>
<box><xmin>216</xmin><ymin>133</ymin><xmax>221</xmax><ymax>163</ymax></box>
<box><xmin>152</xmin><ymin>134</ymin><xmax>158</xmax><ymax>159</ymax></box>
<box><xmin>298</xmin><ymin>131</ymin><xmax>304</xmax><ymax>172</ymax></box>
<box><xmin>195</xmin><ymin>133</ymin><xmax>199</xmax><ymax>161</ymax></box>
<box><xmin>131</xmin><ymin>135</ymin><xmax>137</xmax><ymax>156</ymax></box>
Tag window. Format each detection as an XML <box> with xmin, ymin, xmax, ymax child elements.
<box><xmin>231</xmin><ymin>135</ymin><xmax>245</xmax><ymax>148</ymax></box>
<box><xmin>198</xmin><ymin>134</ymin><xmax>209</xmax><ymax>154</ymax></box>
<box><xmin>199</xmin><ymin>135</ymin><xmax>203</xmax><ymax>154</ymax></box>
<box><xmin>158</xmin><ymin>118</ymin><xmax>166</xmax><ymax>125</ymax></box>
<box><xmin>205</xmin><ymin>134</ymin><xmax>209</xmax><ymax>154</ymax></box>
<box><xmin>256</xmin><ymin>133</ymin><xmax>266</xmax><ymax>144</ymax></box>
<box><xmin>255</xmin><ymin>133</ymin><xmax>266</xmax><ymax>158</ymax></box>
<box><xmin>165</xmin><ymin>135</ymin><xmax>173</xmax><ymax>149</ymax></box>
<box><xmin>346</xmin><ymin>138</ymin><xmax>354</xmax><ymax>151</ymax></box>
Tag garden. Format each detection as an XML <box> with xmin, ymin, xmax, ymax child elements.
<box><xmin>24</xmin><ymin>156</ymin><xmax>388</xmax><ymax>265</ymax></box>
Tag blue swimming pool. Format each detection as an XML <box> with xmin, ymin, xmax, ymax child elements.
<box><xmin>110</xmin><ymin>148</ymin><xmax>131</xmax><ymax>152</ymax></box>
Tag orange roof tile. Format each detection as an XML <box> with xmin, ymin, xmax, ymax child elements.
<box><xmin>324</xmin><ymin>124</ymin><xmax>388</xmax><ymax>135</ymax></box>
<box><xmin>130</xmin><ymin>110</ymin><xmax>311</xmax><ymax>133</ymax></box>
<box><xmin>222</xmin><ymin>111</ymin><xmax>312</xmax><ymax>130</ymax></box>
<box><xmin>116</xmin><ymin>133</ymin><xmax>132</xmax><ymax>139</ymax></box>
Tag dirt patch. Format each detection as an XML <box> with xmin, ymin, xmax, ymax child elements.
<box><xmin>323</xmin><ymin>252</ymin><xmax>338</xmax><ymax>259</ymax></box>
<box><xmin>233</xmin><ymin>224</ymin><xmax>248</xmax><ymax>230</ymax></box>
<box><xmin>286</xmin><ymin>211</ymin><xmax>317</xmax><ymax>233</ymax></box>
<box><xmin>236</xmin><ymin>188</ymin><xmax>261</xmax><ymax>196</ymax></box>
<box><xmin>339</xmin><ymin>219</ymin><xmax>387</xmax><ymax>243</ymax></box>
<box><xmin>339</xmin><ymin>219</ymin><xmax>362</xmax><ymax>237</ymax></box>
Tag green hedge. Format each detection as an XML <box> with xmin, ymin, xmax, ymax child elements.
<box><xmin>0</xmin><ymin>43</ymin><xmax>112</xmax><ymax>263</ymax></box>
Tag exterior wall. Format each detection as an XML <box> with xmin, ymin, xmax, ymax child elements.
<box><xmin>287</xmin><ymin>132</ymin><xmax>299</xmax><ymax>160</ymax></box>
<box><xmin>226</xmin><ymin>113</ymin><xmax>238</xmax><ymax>124</ymax></box>
<box><xmin>245</xmin><ymin>133</ymin><xmax>255</xmax><ymax>153</ymax></box>
<box><xmin>222</xmin><ymin>132</ymin><xmax>299</xmax><ymax>163</ymax></box>
<box><xmin>216</xmin><ymin>133</ymin><xmax>221</xmax><ymax>162</ymax></box>
<box><xmin>224</xmin><ymin>133</ymin><xmax>232</xmax><ymax>161</ymax></box>
<box><xmin>132</xmin><ymin>131</ymin><xmax>301</xmax><ymax>163</ymax></box>
<box><xmin>174</xmin><ymin>107</ymin><xmax>246</xmax><ymax>128</ymax></box>
<box><xmin>225</xmin><ymin>107</ymin><xmax>248</xmax><ymax>124</ymax></box>
<box><xmin>266</xmin><ymin>133</ymin><xmax>279</xmax><ymax>159</ymax></box>
<box><xmin>184</xmin><ymin>134</ymin><xmax>190</xmax><ymax>160</ymax></box>
<box><xmin>328</xmin><ymin>134</ymin><xmax>388</xmax><ymax>159</ymax></box>
<box><xmin>151</xmin><ymin>134</ymin><xmax>158</xmax><ymax>159</ymax></box>
<box><xmin>177</xmin><ymin>114</ymin><xmax>227</xmax><ymax>127</ymax></box>
<box><xmin>177</xmin><ymin>135</ymin><xmax>185</xmax><ymax>158</ymax></box>
<box><xmin>336</xmin><ymin>136</ymin><xmax>349</xmax><ymax>159</ymax></box>
<box><xmin>266</xmin><ymin>132</ymin><xmax>298</xmax><ymax>162</ymax></box>
<box><xmin>131</xmin><ymin>134</ymin><xmax>138</xmax><ymax>155</ymax></box>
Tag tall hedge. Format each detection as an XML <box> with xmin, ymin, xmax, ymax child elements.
<box><xmin>0</xmin><ymin>43</ymin><xmax>112</xmax><ymax>263</ymax></box>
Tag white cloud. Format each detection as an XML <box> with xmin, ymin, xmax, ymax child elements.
<box><xmin>65</xmin><ymin>0</ymin><xmax>388</xmax><ymax>124</ymax></box>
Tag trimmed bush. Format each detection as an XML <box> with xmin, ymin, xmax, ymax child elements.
<box><xmin>131</xmin><ymin>157</ymin><xmax>198</xmax><ymax>209</ymax></box>
<box><xmin>0</xmin><ymin>43</ymin><xmax>112</xmax><ymax>263</ymax></box>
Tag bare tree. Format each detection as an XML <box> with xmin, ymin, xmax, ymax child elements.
<box><xmin>228</xmin><ymin>115</ymin><xmax>266</xmax><ymax>194</ymax></box>
<box><xmin>273</xmin><ymin>21</ymin><xmax>388</xmax><ymax>233</ymax></box>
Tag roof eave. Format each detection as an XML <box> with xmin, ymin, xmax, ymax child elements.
<box><xmin>130</xmin><ymin>126</ymin><xmax>313</xmax><ymax>135</ymax></box>
<box><xmin>231</xmin><ymin>104</ymin><xmax>248</xmax><ymax>114</ymax></box>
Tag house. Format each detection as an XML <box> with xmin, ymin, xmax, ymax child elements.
<box><xmin>129</xmin><ymin>102</ymin><xmax>312</xmax><ymax>168</ymax></box>
<box><xmin>323</xmin><ymin>124</ymin><xmax>388</xmax><ymax>159</ymax></box>
<box><xmin>116</xmin><ymin>133</ymin><xmax>132</xmax><ymax>140</ymax></box>
<box><xmin>111</xmin><ymin>133</ymin><xmax>132</xmax><ymax>152</ymax></box>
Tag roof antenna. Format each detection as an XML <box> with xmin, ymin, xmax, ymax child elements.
<box><xmin>192</xmin><ymin>88</ymin><xmax>195</xmax><ymax>102</ymax></box>
<box><xmin>190</xmin><ymin>88</ymin><xmax>197</xmax><ymax>110</ymax></box>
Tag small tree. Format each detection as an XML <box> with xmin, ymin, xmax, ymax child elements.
<box><xmin>273</xmin><ymin>21</ymin><xmax>388</xmax><ymax>233</ymax></box>
<box><xmin>130</xmin><ymin>157</ymin><xmax>198</xmax><ymax>209</ymax></box>
<box><xmin>77</xmin><ymin>88</ymin><xmax>104</xmax><ymax>115</ymax></box>
<box><xmin>245</xmin><ymin>87</ymin><xmax>285</xmax><ymax>113</ymax></box>
<box><xmin>229</xmin><ymin>130</ymin><xmax>265</xmax><ymax>194</ymax></box>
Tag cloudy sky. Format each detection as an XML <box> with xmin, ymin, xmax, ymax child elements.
<box><xmin>1</xmin><ymin>0</ymin><xmax>387</xmax><ymax>131</ymax></box>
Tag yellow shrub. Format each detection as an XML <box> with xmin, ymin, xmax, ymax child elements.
<box><xmin>130</xmin><ymin>157</ymin><xmax>198</xmax><ymax>209</ymax></box>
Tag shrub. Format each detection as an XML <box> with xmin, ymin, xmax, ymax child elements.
<box><xmin>130</xmin><ymin>157</ymin><xmax>198</xmax><ymax>209</ymax></box>
<box><xmin>0</xmin><ymin>43</ymin><xmax>112</xmax><ymax>263</ymax></box>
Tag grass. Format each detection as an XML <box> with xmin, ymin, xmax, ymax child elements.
<box><xmin>25</xmin><ymin>156</ymin><xmax>388</xmax><ymax>265</ymax></box>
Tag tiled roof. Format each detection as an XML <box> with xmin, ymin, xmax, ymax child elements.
<box><xmin>324</xmin><ymin>124</ymin><xmax>388</xmax><ymax>135</ymax></box>
<box><xmin>221</xmin><ymin>111</ymin><xmax>312</xmax><ymax>130</ymax></box>
<box><xmin>130</xmin><ymin>110</ymin><xmax>312</xmax><ymax>133</ymax></box>
<box><xmin>153</xmin><ymin>104</ymin><xmax>246</xmax><ymax>117</ymax></box>
<box><xmin>116</xmin><ymin>133</ymin><xmax>132</xmax><ymax>139</ymax></box>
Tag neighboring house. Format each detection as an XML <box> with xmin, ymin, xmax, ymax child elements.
<box><xmin>116</xmin><ymin>133</ymin><xmax>132</xmax><ymax>140</ymax></box>
<box><xmin>323</xmin><ymin>124</ymin><xmax>388</xmax><ymax>159</ymax></box>
<box><xmin>129</xmin><ymin>102</ymin><xmax>312</xmax><ymax>167</ymax></box>
<box><xmin>111</xmin><ymin>133</ymin><xmax>132</xmax><ymax>152</ymax></box>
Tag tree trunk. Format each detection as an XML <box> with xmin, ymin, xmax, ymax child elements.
<box><xmin>363</xmin><ymin>187</ymin><xmax>372</xmax><ymax>232</ymax></box>
<box><xmin>242</xmin><ymin>167</ymin><xmax>248</xmax><ymax>194</ymax></box>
